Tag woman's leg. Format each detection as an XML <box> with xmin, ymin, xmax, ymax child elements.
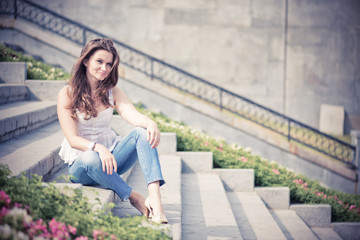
<box><xmin>68</xmin><ymin>151</ymin><xmax>133</xmax><ymax>201</ymax></box>
<box><xmin>112</xmin><ymin>127</ymin><xmax>165</xmax><ymax>186</ymax></box>
<box><xmin>69</xmin><ymin>156</ymin><xmax>147</xmax><ymax>215</ymax></box>
<box><xmin>112</xmin><ymin>127</ymin><xmax>166</xmax><ymax>219</ymax></box>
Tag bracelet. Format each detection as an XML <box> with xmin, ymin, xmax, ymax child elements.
<box><xmin>88</xmin><ymin>141</ymin><xmax>96</xmax><ymax>151</ymax></box>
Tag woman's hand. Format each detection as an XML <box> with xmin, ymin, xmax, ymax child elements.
<box><xmin>95</xmin><ymin>144</ymin><xmax>117</xmax><ymax>175</ymax></box>
<box><xmin>146</xmin><ymin>120</ymin><xmax>161</xmax><ymax>149</ymax></box>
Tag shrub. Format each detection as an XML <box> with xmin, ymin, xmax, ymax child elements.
<box><xmin>0</xmin><ymin>45</ymin><xmax>70</xmax><ymax>80</ymax></box>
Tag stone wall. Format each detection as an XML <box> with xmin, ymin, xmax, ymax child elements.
<box><xmin>20</xmin><ymin>0</ymin><xmax>360</xmax><ymax>133</ymax></box>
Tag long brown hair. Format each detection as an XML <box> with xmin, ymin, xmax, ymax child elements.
<box><xmin>69</xmin><ymin>38</ymin><xmax>120</xmax><ymax>120</ymax></box>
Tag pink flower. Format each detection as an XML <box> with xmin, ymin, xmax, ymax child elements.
<box><xmin>219</xmin><ymin>143</ymin><xmax>224</xmax><ymax>148</ymax></box>
<box><xmin>75</xmin><ymin>237</ymin><xmax>89</xmax><ymax>240</ymax></box>
<box><xmin>293</xmin><ymin>179</ymin><xmax>304</xmax><ymax>185</ymax></box>
<box><xmin>349</xmin><ymin>205</ymin><xmax>356</xmax><ymax>210</ymax></box>
<box><xmin>271</xmin><ymin>169</ymin><xmax>280</xmax><ymax>175</ymax></box>
<box><xmin>68</xmin><ymin>225</ymin><xmax>77</xmax><ymax>235</ymax></box>
<box><xmin>14</xmin><ymin>202</ymin><xmax>23</xmax><ymax>208</ymax></box>
<box><xmin>216</xmin><ymin>147</ymin><xmax>223</xmax><ymax>152</ymax></box>
<box><xmin>49</xmin><ymin>218</ymin><xmax>70</xmax><ymax>240</ymax></box>
<box><xmin>323</xmin><ymin>195</ymin><xmax>327</xmax><ymax>198</ymax></box>
<box><xmin>93</xmin><ymin>229</ymin><xmax>108</xmax><ymax>239</ymax></box>
<box><xmin>0</xmin><ymin>206</ymin><xmax>9</xmax><ymax>218</ymax></box>
<box><xmin>338</xmin><ymin>200</ymin><xmax>343</xmax><ymax>204</ymax></box>
<box><xmin>204</xmin><ymin>141</ymin><xmax>209</xmax><ymax>146</ymax></box>
<box><xmin>241</xmin><ymin>156</ymin><xmax>247</xmax><ymax>163</ymax></box>
<box><xmin>0</xmin><ymin>190</ymin><xmax>11</xmax><ymax>207</ymax></box>
<box><xmin>27</xmin><ymin>219</ymin><xmax>50</xmax><ymax>238</ymax></box>
<box><xmin>110</xmin><ymin>234</ymin><xmax>117</xmax><ymax>240</ymax></box>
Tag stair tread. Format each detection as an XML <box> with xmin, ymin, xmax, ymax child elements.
<box><xmin>0</xmin><ymin>84</ymin><xmax>27</xmax><ymax>99</ymax></box>
<box><xmin>270</xmin><ymin>209</ymin><xmax>318</xmax><ymax>240</ymax></box>
<box><xmin>0</xmin><ymin>121</ymin><xmax>63</xmax><ymax>176</ymax></box>
<box><xmin>182</xmin><ymin>173</ymin><xmax>243</xmax><ymax>240</ymax></box>
<box><xmin>227</xmin><ymin>191</ymin><xmax>286</xmax><ymax>240</ymax></box>
<box><xmin>0</xmin><ymin>100</ymin><xmax>56</xmax><ymax>120</ymax></box>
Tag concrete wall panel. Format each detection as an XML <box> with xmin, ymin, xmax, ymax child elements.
<box><xmin>6</xmin><ymin>0</ymin><xmax>360</xmax><ymax>133</ymax></box>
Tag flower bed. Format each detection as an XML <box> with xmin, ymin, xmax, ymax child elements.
<box><xmin>137</xmin><ymin>106</ymin><xmax>360</xmax><ymax>222</ymax></box>
<box><xmin>0</xmin><ymin>165</ymin><xmax>170</xmax><ymax>240</ymax></box>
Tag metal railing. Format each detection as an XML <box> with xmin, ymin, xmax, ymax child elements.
<box><xmin>0</xmin><ymin>0</ymin><xmax>356</xmax><ymax>167</ymax></box>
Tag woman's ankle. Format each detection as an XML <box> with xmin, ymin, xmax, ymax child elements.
<box><xmin>129</xmin><ymin>191</ymin><xmax>147</xmax><ymax>215</ymax></box>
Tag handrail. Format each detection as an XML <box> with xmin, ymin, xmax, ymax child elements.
<box><xmin>0</xmin><ymin>0</ymin><xmax>356</xmax><ymax>167</ymax></box>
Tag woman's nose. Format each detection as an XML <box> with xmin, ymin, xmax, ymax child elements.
<box><xmin>101</xmin><ymin>64</ymin><xmax>107</xmax><ymax>71</ymax></box>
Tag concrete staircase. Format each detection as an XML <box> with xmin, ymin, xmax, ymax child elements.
<box><xmin>1</xmin><ymin>63</ymin><xmax>359</xmax><ymax>240</ymax></box>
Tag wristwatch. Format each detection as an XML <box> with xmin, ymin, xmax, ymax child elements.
<box><xmin>88</xmin><ymin>141</ymin><xmax>96</xmax><ymax>151</ymax></box>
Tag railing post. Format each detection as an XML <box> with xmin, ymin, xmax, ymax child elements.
<box><xmin>82</xmin><ymin>29</ymin><xmax>86</xmax><ymax>46</ymax></box>
<box><xmin>150</xmin><ymin>59</ymin><xmax>154</xmax><ymax>81</ymax></box>
<box><xmin>351</xmin><ymin>130</ymin><xmax>360</xmax><ymax>194</ymax></box>
<box><xmin>14</xmin><ymin>0</ymin><xmax>17</xmax><ymax>19</ymax></box>
<box><xmin>219</xmin><ymin>89</ymin><xmax>223</xmax><ymax>111</ymax></box>
<box><xmin>287</xmin><ymin>119</ymin><xmax>291</xmax><ymax>141</ymax></box>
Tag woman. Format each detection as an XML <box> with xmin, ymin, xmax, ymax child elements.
<box><xmin>57</xmin><ymin>38</ymin><xmax>167</xmax><ymax>224</ymax></box>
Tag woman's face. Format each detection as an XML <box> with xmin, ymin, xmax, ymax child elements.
<box><xmin>84</xmin><ymin>49</ymin><xmax>114</xmax><ymax>82</ymax></box>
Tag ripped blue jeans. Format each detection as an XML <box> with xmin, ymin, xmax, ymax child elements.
<box><xmin>68</xmin><ymin>127</ymin><xmax>165</xmax><ymax>201</ymax></box>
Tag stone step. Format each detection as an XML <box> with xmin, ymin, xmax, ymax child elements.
<box><xmin>227</xmin><ymin>191</ymin><xmax>286</xmax><ymax>240</ymax></box>
<box><xmin>270</xmin><ymin>209</ymin><xmax>318</xmax><ymax>240</ymax></box>
<box><xmin>0</xmin><ymin>84</ymin><xmax>28</xmax><ymax>104</ymax></box>
<box><xmin>290</xmin><ymin>204</ymin><xmax>343</xmax><ymax>240</ymax></box>
<box><xmin>0</xmin><ymin>100</ymin><xmax>57</xmax><ymax>142</ymax></box>
<box><xmin>311</xmin><ymin>227</ymin><xmax>342</xmax><ymax>240</ymax></box>
<box><xmin>113</xmin><ymin>154</ymin><xmax>182</xmax><ymax>240</ymax></box>
<box><xmin>0</xmin><ymin>62</ymin><xmax>26</xmax><ymax>84</ymax></box>
<box><xmin>182</xmin><ymin>173</ymin><xmax>243</xmax><ymax>240</ymax></box>
<box><xmin>0</xmin><ymin>120</ymin><xmax>63</xmax><ymax>177</ymax></box>
<box><xmin>178</xmin><ymin>151</ymin><xmax>213</xmax><ymax>173</ymax></box>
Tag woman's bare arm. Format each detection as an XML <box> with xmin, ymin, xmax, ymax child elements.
<box><xmin>113</xmin><ymin>87</ymin><xmax>160</xmax><ymax>148</ymax></box>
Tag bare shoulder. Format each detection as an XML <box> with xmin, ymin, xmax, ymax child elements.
<box><xmin>112</xmin><ymin>86</ymin><xmax>125</xmax><ymax>97</ymax></box>
<box><xmin>112</xmin><ymin>86</ymin><xmax>129</xmax><ymax>103</ymax></box>
<box><xmin>57</xmin><ymin>86</ymin><xmax>71</xmax><ymax>107</ymax></box>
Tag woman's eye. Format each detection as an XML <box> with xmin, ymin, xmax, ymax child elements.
<box><xmin>107</xmin><ymin>63</ymin><xmax>112</xmax><ymax>67</ymax></box>
<box><xmin>97</xmin><ymin>60</ymin><xmax>102</xmax><ymax>64</ymax></box>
